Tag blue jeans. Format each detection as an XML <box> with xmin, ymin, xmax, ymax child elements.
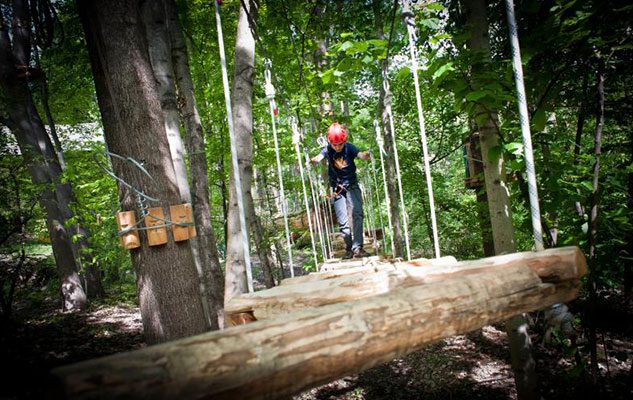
<box><xmin>332</xmin><ymin>184</ymin><xmax>364</xmax><ymax>251</ymax></box>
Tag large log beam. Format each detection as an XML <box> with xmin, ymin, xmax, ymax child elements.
<box><xmin>228</xmin><ymin>247</ymin><xmax>586</xmax><ymax>320</ymax></box>
<box><xmin>51</xmin><ymin>265</ymin><xmax>580</xmax><ymax>400</ymax></box>
<box><xmin>283</xmin><ymin>255</ymin><xmax>458</xmax><ymax>286</ymax></box>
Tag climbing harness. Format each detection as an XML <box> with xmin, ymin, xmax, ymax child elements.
<box><xmin>402</xmin><ymin>0</ymin><xmax>441</xmax><ymax>258</ymax></box>
<box><xmin>214</xmin><ymin>0</ymin><xmax>254</xmax><ymax>292</ymax></box>
<box><xmin>264</xmin><ymin>59</ymin><xmax>295</xmax><ymax>277</ymax></box>
<box><xmin>505</xmin><ymin>0</ymin><xmax>544</xmax><ymax>251</ymax></box>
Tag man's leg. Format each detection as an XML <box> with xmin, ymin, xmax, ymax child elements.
<box><xmin>348</xmin><ymin>186</ymin><xmax>365</xmax><ymax>252</ymax></box>
<box><xmin>332</xmin><ymin>194</ymin><xmax>352</xmax><ymax>254</ymax></box>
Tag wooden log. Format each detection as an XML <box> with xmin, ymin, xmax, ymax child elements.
<box><xmin>227</xmin><ymin>246</ymin><xmax>586</xmax><ymax>320</ymax></box>
<box><xmin>283</xmin><ymin>255</ymin><xmax>458</xmax><ymax>286</ymax></box>
<box><xmin>50</xmin><ymin>265</ymin><xmax>580</xmax><ymax>400</ymax></box>
<box><xmin>318</xmin><ymin>255</ymin><xmax>382</xmax><ymax>272</ymax></box>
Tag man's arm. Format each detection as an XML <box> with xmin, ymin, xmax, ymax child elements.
<box><xmin>357</xmin><ymin>151</ymin><xmax>371</xmax><ymax>161</ymax></box>
<box><xmin>310</xmin><ymin>153</ymin><xmax>325</xmax><ymax>164</ymax></box>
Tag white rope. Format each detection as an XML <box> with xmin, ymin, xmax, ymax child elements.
<box><xmin>291</xmin><ymin>118</ymin><xmax>319</xmax><ymax>270</ymax></box>
<box><xmin>375</xmin><ymin>120</ymin><xmax>396</xmax><ymax>257</ymax></box>
<box><xmin>402</xmin><ymin>1</ymin><xmax>440</xmax><ymax>258</ymax></box>
<box><xmin>264</xmin><ymin>60</ymin><xmax>294</xmax><ymax>277</ymax></box>
<box><xmin>369</xmin><ymin>144</ymin><xmax>387</xmax><ymax>254</ymax></box>
<box><xmin>384</xmin><ymin>80</ymin><xmax>412</xmax><ymax>260</ymax></box>
<box><xmin>214</xmin><ymin>1</ymin><xmax>253</xmax><ymax>292</ymax></box>
<box><xmin>303</xmin><ymin>147</ymin><xmax>328</xmax><ymax>261</ymax></box>
<box><xmin>505</xmin><ymin>0</ymin><xmax>544</xmax><ymax>251</ymax></box>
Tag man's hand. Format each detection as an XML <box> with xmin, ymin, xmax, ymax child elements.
<box><xmin>358</xmin><ymin>151</ymin><xmax>371</xmax><ymax>161</ymax></box>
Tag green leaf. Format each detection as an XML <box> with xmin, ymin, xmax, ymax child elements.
<box><xmin>466</xmin><ymin>90</ymin><xmax>487</xmax><ymax>101</ymax></box>
<box><xmin>432</xmin><ymin>62</ymin><xmax>454</xmax><ymax>79</ymax></box>
<box><xmin>487</xmin><ymin>145</ymin><xmax>503</xmax><ymax>162</ymax></box>
<box><xmin>580</xmin><ymin>181</ymin><xmax>594</xmax><ymax>192</ymax></box>
<box><xmin>396</xmin><ymin>66</ymin><xmax>411</xmax><ymax>81</ymax></box>
<box><xmin>504</xmin><ymin>142</ymin><xmax>524</xmax><ymax>156</ymax></box>
<box><xmin>340</xmin><ymin>32</ymin><xmax>354</xmax><ymax>39</ymax></box>
<box><xmin>339</xmin><ymin>41</ymin><xmax>354</xmax><ymax>52</ymax></box>
<box><xmin>532</xmin><ymin>109</ymin><xmax>547</xmax><ymax>132</ymax></box>
<box><xmin>321</xmin><ymin>69</ymin><xmax>334</xmax><ymax>85</ymax></box>
<box><xmin>346</xmin><ymin>41</ymin><xmax>369</xmax><ymax>54</ymax></box>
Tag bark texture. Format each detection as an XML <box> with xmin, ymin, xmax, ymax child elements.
<box><xmin>226</xmin><ymin>246</ymin><xmax>586</xmax><ymax>320</ymax></box>
<box><xmin>77</xmin><ymin>0</ymin><xmax>207</xmax><ymax>344</ymax></box>
<box><xmin>51</xmin><ymin>261</ymin><xmax>582</xmax><ymax>400</ymax></box>
<box><xmin>165</xmin><ymin>0</ymin><xmax>225</xmax><ymax>330</ymax></box>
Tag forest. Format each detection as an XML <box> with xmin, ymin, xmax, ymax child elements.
<box><xmin>0</xmin><ymin>0</ymin><xmax>632</xmax><ymax>399</ymax></box>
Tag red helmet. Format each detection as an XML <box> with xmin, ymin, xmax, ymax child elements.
<box><xmin>327</xmin><ymin>123</ymin><xmax>347</xmax><ymax>145</ymax></box>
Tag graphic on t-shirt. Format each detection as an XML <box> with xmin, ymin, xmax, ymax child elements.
<box><xmin>333</xmin><ymin>157</ymin><xmax>348</xmax><ymax>170</ymax></box>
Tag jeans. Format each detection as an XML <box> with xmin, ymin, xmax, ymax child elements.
<box><xmin>331</xmin><ymin>184</ymin><xmax>364</xmax><ymax>251</ymax></box>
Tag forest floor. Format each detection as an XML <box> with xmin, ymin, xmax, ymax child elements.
<box><xmin>1</xmin><ymin>252</ymin><xmax>632</xmax><ymax>399</ymax></box>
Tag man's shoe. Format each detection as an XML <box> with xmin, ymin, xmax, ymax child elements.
<box><xmin>342</xmin><ymin>250</ymin><xmax>354</xmax><ymax>260</ymax></box>
<box><xmin>353</xmin><ymin>248</ymin><xmax>370</xmax><ymax>258</ymax></box>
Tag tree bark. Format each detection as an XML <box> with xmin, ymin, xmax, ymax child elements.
<box><xmin>164</xmin><ymin>0</ymin><xmax>226</xmax><ymax>330</ymax></box>
<box><xmin>51</xmin><ymin>264</ymin><xmax>581</xmax><ymax>400</ymax></box>
<box><xmin>77</xmin><ymin>0</ymin><xmax>207</xmax><ymax>344</ymax></box>
<box><xmin>225</xmin><ymin>0</ymin><xmax>274</xmax><ymax>302</ymax></box>
<box><xmin>227</xmin><ymin>246</ymin><xmax>586</xmax><ymax>320</ymax></box>
<box><xmin>462</xmin><ymin>1</ymin><xmax>538</xmax><ymax>398</ymax></box>
<box><xmin>0</xmin><ymin>0</ymin><xmax>87</xmax><ymax>311</ymax></box>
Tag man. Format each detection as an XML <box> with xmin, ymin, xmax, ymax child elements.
<box><xmin>311</xmin><ymin>122</ymin><xmax>371</xmax><ymax>259</ymax></box>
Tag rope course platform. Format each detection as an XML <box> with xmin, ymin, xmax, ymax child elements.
<box><xmin>52</xmin><ymin>246</ymin><xmax>586</xmax><ymax>400</ymax></box>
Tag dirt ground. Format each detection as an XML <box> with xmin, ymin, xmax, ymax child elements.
<box><xmin>1</xmin><ymin>290</ymin><xmax>632</xmax><ymax>400</ymax></box>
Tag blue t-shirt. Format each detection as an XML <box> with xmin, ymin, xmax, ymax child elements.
<box><xmin>320</xmin><ymin>143</ymin><xmax>360</xmax><ymax>187</ymax></box>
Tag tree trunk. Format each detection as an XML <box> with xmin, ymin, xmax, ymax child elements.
<box><xmin>0</xmin><ymin>1</ymin><xmax>87</xmax><ymax>311</ymax></box>
<box><xmin>373</xmin><ymin>0</ymin><xmax>405</xmax><ymax>258</ymax></box>
<box><xmin>52</xmin><ymin>264</ymin><xmax>581</xmax><ymax>400</ymax></box>
<box><xmin>227</xmin><ymin>247</ymin><xmax>586</xmax><ymax>321</ymax></box>
<box><xmin>225</xmin><ymin>0</ymin><xmax>273</xmax><ymax>302</ymax></box>
<box><xmin>164</xmin><ymin>0</ymin><xmax>226</xmax><ymax>329</ymax></box>
<box><xmin>587</xmin><ymin>58</ymin><xmax>605</xmax><ymax>385</ymax></box>
<box><xmin>463</xmin><ymin>1</ymin><xmax>538</xmax><ymax>398</ymax></box>
<box><xmin>77</xmin><ymin>0</ymin><xmax>207</xmax><ymax>344</ymax></box>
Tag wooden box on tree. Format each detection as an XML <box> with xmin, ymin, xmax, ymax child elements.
<box><xmin>116</xmin><ymin>211</ymin><xmax>141</xmax><ymax>249</ymax></box>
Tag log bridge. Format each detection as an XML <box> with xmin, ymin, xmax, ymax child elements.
<box><xmin>51</xmin><ymin>246</ymin><xmax>586</xmax><ymax>400</ymax></box>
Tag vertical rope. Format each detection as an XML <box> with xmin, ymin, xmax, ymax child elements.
<box><xmin>375</xmin><ymin>121</ymin><xmax>396</xmax><ymax>257</ymax></box>
<box><xmin>303</xmin><ymin>147</ymin><xmax>328</xmax><ymax>261</ymax></box>
<box><xmin>369</xmin><ymin>144</ymin><xmax>387</xmax><ymax>254</ymax></box>
<box><xmin>402</xmin><ymin>0</ymin><xmax>440</xmax><ymax>258</ymax></box>
<box><xmin>291</xmin><ymin>118</ymin><xmax>319</xmax><ymax>270</ymax></box>
<box><xmin>505</xmin><ymin>0</ymin><xmax>544</xmax><ymax>251</ymax></box>
<box><xmin>264</xmin><ymin>60</ymin><xmax>294</xmax><ymax>277</ymax></box>
<box><xmin>384</xmin><ymin>84</ymin><xmax>412</xmax><ymax>260</ymax></box>
<box><xmin>213</xmin><ymin>1</ymin><xmax>253</xmax><ymax>292</ymax></box>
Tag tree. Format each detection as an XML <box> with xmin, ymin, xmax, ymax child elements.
<box><xmin>0</xmin><ymin>0</ymin><xmax>88</xmax><ymax>311</ymax></box>
<box><xmin>225</xmin><ymin>0</ymin><xmax>278</xmax><ymax>301</ymax></box>
<box><xmin>165</xmin><ymin>0</ymin><xmax>226</xmax><ymax>329</ymax></box>
<box><xmin>462</xmin><ymin>1</ymin><xmax>538</xmax><ymax>398</ymax></box>
<box><xmin>77</xmin><ymin>0</ymin><xmax>207</xmax><ymax>344</ymax></box>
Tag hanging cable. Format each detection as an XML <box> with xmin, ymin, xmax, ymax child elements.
<box><xmin>369</xmin><ymin>144</ymin><xmax>387</xmax><ymax>254</ymax></box>
<box><xmin>303</xmin><ymin>146</ymin><xmax>328</xmax><ymax>261</ymax></box>
<box><xmin>291</xmin><ymin>117</ymin><xmax>319</xmax><ymax>270</ymax></box>
<box><xmin>505</xmin><ymin>0</ymin><xmax>544</xmax><ymax>252</ymax></box>
<box><xmin>264</xmin><ymin>59</ymin><xmax>295</xmax><ymax>277</ymax></box>
<box><xmin>382</xmin><ymin>76</ymin><xmax>412</xmax><ymax>260</ymax></box>
<box><xmin>375</xmin><ymin>121</ymin><xmax>396</xmax><ymax>257</ymax></box>
<box><xmin>213</xmin><ymin>1</ymin><xmax>254</xmax><ymax>292</ymax></box>
<box><xmin>402</xmin><ymin>0</ymin><xmax>440</xmax><ymax>258</ymax></box>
